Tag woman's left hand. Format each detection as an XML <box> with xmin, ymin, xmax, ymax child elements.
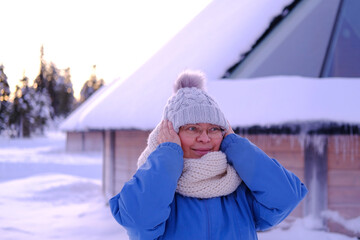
<box><xmin>224</xmin><ymin>121</ymin><xmax>235</xmax><ymax>138</ymax></box>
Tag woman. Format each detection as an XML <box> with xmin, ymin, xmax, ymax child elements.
<box><xmin>109</xmin><ymin>70</ymin><xmax>307</xmax><ymax>239</ymax></box>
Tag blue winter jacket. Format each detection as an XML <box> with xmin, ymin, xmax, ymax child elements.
<box><xmin>109</xmin><ymin>134</ymin><xmax>308</xmax><ymax>239</ymax></box>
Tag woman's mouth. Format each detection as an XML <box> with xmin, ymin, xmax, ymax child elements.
<box><xmin>192</xmin><ymin>148</ymin><xmax>212</xmax><ymax>156</ymax></box>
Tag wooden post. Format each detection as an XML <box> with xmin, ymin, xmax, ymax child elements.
<box><xmin>103</xmin><ymin>130</ymin><xmax>116</xmax><ymax>200</ymax></box>
<box><xmin>304</xmin><ymin>134</ymin><xmax>328</xmax><ymax>229</ymax></box>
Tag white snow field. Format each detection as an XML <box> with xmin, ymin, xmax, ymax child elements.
<box><xmin>0</xmin><ymin>132</ymin><xmax>358</xmax><ymax>240</ymax></box>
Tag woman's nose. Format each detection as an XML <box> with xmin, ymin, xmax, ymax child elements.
<box><xmin>196</xmin><ymin>130</ymin><xmax>211</xmax><ymax>142</ymax></box>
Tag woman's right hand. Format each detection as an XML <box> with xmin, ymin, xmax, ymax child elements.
<box><xmin>157</xmin><ymin>120</ymin><xmax>181</xmax><ymax>146</ymax></box>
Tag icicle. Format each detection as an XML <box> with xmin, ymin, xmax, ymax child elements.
<box><xmin>334</xmin><ymin>135</ymin><xmax>339</xmax><ymax>156</ymax></box>
<box><xmin>342</xmin><ymin>136</ymin><xmax>347</xmax><ymax>162</ymax></box>
<box><xmin>298</xmin><ymin>132</ymin><xmax>306</xmax><ymax>151</ymax></box>
<box><xmin>305</xmin><ymin>135</ymin><xmax>326</xmax><ymax>156</ymax></box>
<box><xmin>289</xmin><ymin>135</ymin><xmax>297</xmax><ymax>150</ymax></box>
<box><xmin>350</xmin><ymin>134</ymin><xmax>355</xmax><ymax>163</ymax></box>
<box><xmin>355</xmin><ymin>136</ymin><xmax>359</xmax><ymax>164</ymax></box>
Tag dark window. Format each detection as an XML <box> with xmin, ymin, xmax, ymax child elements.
<box><xmin>322</xmin><ymin>0</ymin><xmax>360</xmax><ymax>77</ymax></box>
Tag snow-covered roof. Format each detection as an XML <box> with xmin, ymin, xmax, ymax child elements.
<box><xmin>61</xmin><ymin>0</ymin><xmax>323</xmax><ymax>132</ymax></box>
<box><xmin>207</xmin><ymin>76</ymin><xmax>360</xmax><ymax>127</ymax></box>
<box><xmin>61</xmin><ymin>73</ymin><xmax>360</xmax><ymax>131</ymax></box>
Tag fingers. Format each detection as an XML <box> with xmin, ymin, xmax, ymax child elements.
<box><xmin>157</xmin><ymin>120</ymin><xmax>181</xmax><ymax>146</ymax></box>
<box><xmin>167</xmin><ymin>120</ymin><xmax>174</xmax><ymax>132</ymax></box>
<box><xmin>157</xmin><ymin>121</ymin><xmax>166</xmax><ymax>144</ymax></box>
<box><xmin>224</xmin><ymin>120</ymin><xmax>235</xmax><ymax>138</ymax></box>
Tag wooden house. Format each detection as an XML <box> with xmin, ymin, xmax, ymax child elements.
<box><xmin>60</xmin><ymin>0</ymin><xmax>360</xmax><ymax>236</ymax></box>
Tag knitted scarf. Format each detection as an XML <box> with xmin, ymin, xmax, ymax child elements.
<box><xmin>137</xmin><ymin>124</ymin><xmax>242</xmax><ymax>198</ymax></box>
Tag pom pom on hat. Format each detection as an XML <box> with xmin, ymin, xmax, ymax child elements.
<box><xmin>173</xmin><ymin>70</ymin><xmax>206</xmax><ymax>93</ymax></box>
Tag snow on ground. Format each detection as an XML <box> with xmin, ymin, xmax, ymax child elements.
<box><xmin>0</xmin><ymin>132</ymin><xmax>127</xmax><ymax>240</ymax></box>
<box><xmin>258</xmin><ymin>219</ymin><xmax>357</xmax><ymax>240</ymax></box>
<box><xmin>0</xmin><ymin>132</ymin><xmax>358</xmax><ymax>240</ymax></box>
<box><xmin>0</xmin><ymin>174</ymin><xmax>127</xmax><ymax>240</ymax></box>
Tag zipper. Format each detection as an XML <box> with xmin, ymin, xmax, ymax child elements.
<box><xmin>203</xmin><ymin>199</ymin><xmax>211</xmax><ymax>240</ymax></box>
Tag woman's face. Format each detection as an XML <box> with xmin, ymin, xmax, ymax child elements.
<box><xmin>178</xmin><ymin>123</ymin><xmax>224</xmax><ymax>158</ymax></box>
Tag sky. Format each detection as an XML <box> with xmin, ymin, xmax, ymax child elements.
<box><xmin>0</xmin><ymin>0</ymin><xmax>211</xmax><ymax>99</ymax></box>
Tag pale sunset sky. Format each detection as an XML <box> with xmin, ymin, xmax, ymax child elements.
<box><xmin>0</xmin><ymin>0</ymin><xmax>211</xmax><ymax>99</ymax></box>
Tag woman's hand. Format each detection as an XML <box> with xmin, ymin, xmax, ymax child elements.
<box><xmin>157</xmin><ymin>120</ymin><xmax>181</xmax><ymax>146</ymax></box>
<box><xmin>224</xmin><ymin>121</ymin><xmax>235</xmax><ymax>138</ymax></box>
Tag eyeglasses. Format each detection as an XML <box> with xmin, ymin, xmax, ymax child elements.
<box><xmin>179</xmin><ymin>124</ymin><xmax>225</xmax><ymax>139</ymax></box>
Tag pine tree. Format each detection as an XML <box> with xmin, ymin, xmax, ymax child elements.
<box><xmin>47</xmin><ymin>65</ymin><xmax>75</xmax><ymax>117</ymax></box>
<box><xmin>31</xmin><ymin>46</ymin><xmax>54</xmax><ymax>132</ymax></box>
<box><xmin>0</xmin><ymin>64</ymin><xmax>11</xmax><ymax>133</ymax></box>
<box><xmin>9</xmin><ymin>76</ymin><xmax>35</xmax><ymax>137</ymax></box>
<box><xmin>32</xmin><ymin>87</ymin><xmax>53</xmax><ymax>134</ymax></box>
<box><xmin>56</xmin><ymin>67</ymin><xmax>75</xmax><ymax>116</ymax></box>
<box><xmin>45</xmin><ymin>62</ymin><xmax>60</xmax><ymax>117</ymax></box>
<box><xmin>33</xmin><ymin>46</ymin><xmax>75</xmax><ymax>118</ymax></box>
<box><xmin>79</xmin><ymin>65</ymin><xmax>104</xmax><ymax>104</ymax></box>
<box><xmin>33</xmin><ymin>45</ymin><xmax>48</xmax><ymax>92</ymax></box>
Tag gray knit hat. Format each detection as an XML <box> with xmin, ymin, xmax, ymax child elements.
<box><xmin>163</xmin><ymin>70</ymin><xmax>229</xmax><ymax>132</ymax></box>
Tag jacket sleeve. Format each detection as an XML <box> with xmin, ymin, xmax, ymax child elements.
<box><xmin>220</xmin><ymin>134</ymin><xmax>308</xmax><ymax>231</ymax></box>
<box><xmin>109</xmin><ymin>142</ymin><xmax>184</xmax><ymax>239</ymax></box>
